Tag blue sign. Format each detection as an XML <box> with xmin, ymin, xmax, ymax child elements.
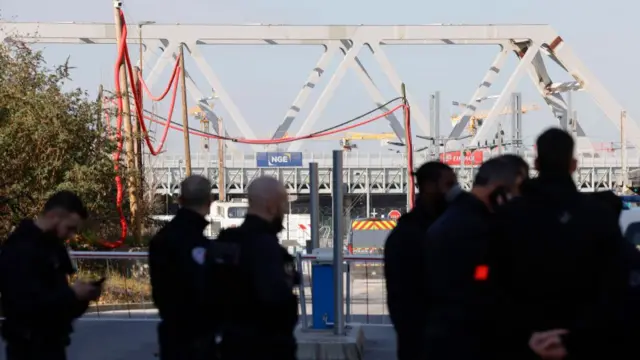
<box><xmin>256</xmin><ymin>152</ymin><xmax>303</xmax><ymax>167</ymax></box>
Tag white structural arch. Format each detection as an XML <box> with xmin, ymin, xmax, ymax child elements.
<box><xmin>0</xmin><ymin>22</ymin><xmax>636</xmax><ymax>150</ymax></box>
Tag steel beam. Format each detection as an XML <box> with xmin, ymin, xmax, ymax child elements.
<box><xmin>449</xmin><ymin>45</ymin><xmax>510</xmax><ymax>138</ymax></box>
<box><xmin>509</xmin><ymin>42</ymin><xmax>587</xmax><ymax>138</ymax></box>
<box><xmin>160</xmin><ymin>42</ymin><xmax>238</xmax><ymax>146</ymax></box>
<box><xmin>287</xmin><ymin>42</ymin><xmax>364</xmax><ymax>152</ymax></box>
<box><xmin>548</xmin><ymin>38</ymin><xmax>640</xmax><ymax>149</ymax></box>
<box><xmin>2</xmin><ymin>22</ymin><xmax>635</xmax><ymax>149</ymax></box>
<box><xmin>368</xmin><ymin>43</ymin><xmax>430</xmax><ymax>136</ymax></box>
<box><xmin>270</xmin><ymin>44</ymin><xmax>338</xmax><ymax>140</ymax></box>
<box><xmin>0</xmin><ymin>23</ymin><xmax>555</xmax><ymax>44</ymax></box>
<box><xmin>471</xmin><ymin>43</ymin><xmax>540</xmax><ymax>146</ymax></box>
<box><xmin>186</xmin><ymin>42</ymin><xmax>260</xmax><ymax>151</ymax></box>
<box><xmin>342</xmin><ymin>41</ymin><xmax>406</xmax><ymax>141</ymax></box>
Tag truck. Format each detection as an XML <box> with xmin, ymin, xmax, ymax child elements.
<box><xmin>346</xmin><ymin>218</ymin><xmax>397</xmax><ymax>278</ymax></box>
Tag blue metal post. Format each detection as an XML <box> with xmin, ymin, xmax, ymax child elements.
<box><xmin>311</xmin><ymin>261</ymin><xmax>335</xmax><ymax>329</ymax></box>
<box><xmin>332</xmin><ymin>150</ymin><xmax>345</xmax><ymax>334</ymax></box>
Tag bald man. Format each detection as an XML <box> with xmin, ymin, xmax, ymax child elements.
<box><xmin>149</xmin><ymin>175</ymin><xmax>216</xmax><ymax>360</ymax></box>
<box><xmin>214</xmin><ymin>176</ymin><xmax>299</xmax><ymax>360</ymax></box>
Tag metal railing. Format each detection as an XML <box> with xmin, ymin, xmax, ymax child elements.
<box><xmin>152</xmin><ymin>151</ymin><xmax>640</xmax><ymax>169</ymax></box>
<box><xmin>70</xmin><ymin>251</ymin><xmax>389</xmax><ymax>325</ymax></box>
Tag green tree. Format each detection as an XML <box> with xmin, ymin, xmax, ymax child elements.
<box><xmin>0</xmin><ymin>39</ymin><xmax>125</xmax><ymax>246</ymax></box>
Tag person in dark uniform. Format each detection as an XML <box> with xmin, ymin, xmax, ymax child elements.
<box><xmin>590</xmin><ymin>191</ymin><xmax>640</xmax><ymax>360</ymax></box>
<box><xmin>422</xmin><ymin>157</ymin><xmax>523</xmax><ymax>360</ymax></box>
<box><xmin>149</xmin><ymin>175</ymin><xmax>215</xmax><ymax>360</ymax></box>
<box><xmin>0</xmin><ymin>191</ymin><xmax>102</xmax><ymax>360</ymax></box>
<box><xmin>499</xmin><ymin>154</ymin><xmax>530</xmax><ymax>196</ymax></box>
<box><xmin>490</xmin><ymin>128</ymin><xmax>630</xmax><ymax>359</ymax></box>
<box><xmin>383</xmin><ymin>161</ymin><xmax>457</xmax><ymax>360</ymax></box>
<box><xmin>214</xmin><ymin>176</ymin><xmax>298</xmax><ymax>360</ymax></box>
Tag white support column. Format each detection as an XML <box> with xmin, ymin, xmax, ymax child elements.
<box><xmin>471</xmin><ymin>43</ymin><xmax>540</xmax><ymax>146</ymax></box>
<box><xmin>550</xmin><ymin>39</ymin><xmax>640</xmax><ymax>149</ymax></box>
<box><xmin>342</xmin><ymin>41</ymin><xmax>405</xmax><ymax>141</ymax></box>
<box><xmin>368</xmin><ymin>43</ymin><xmax>430</xmax><ymax>136</ymax></box>
<box><xmin>449</xmin><ymin>45</ymin><xmax>510</xmax><ymax>138</ymax></box>
<box><xmin>270</xmin><ymin>44</ymin><xmax>339</xmax><ymax>140</ymax></box>
<box><xmin>187</xmin><ymin>42</ymin><xmax>261</xmax><ymax>151</ymax></box>
<box><xmin>287</xmin><ymin>42</ymin><xmax>364</xmax><ymax>152</ymax></box>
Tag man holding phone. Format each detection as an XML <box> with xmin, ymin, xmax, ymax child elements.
<box><xmin>0</xmin><ymin>191</ymin><xmax>103</xmax><ymax>360</ymax></box>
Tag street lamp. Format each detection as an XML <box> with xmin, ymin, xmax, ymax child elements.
<box><xmin>137</xmin><ymin>21</ymin><xmax>157</xmax><ymax>70</ymax></box>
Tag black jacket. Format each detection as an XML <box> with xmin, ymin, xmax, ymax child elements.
<box><xmin>422</xmin><ymin>193</ymin><xmax>502</xmax><ymax>360</ymax></box>
<box><xmin>383</xmin><ymin>203</ymin><xmax>440</xmax><ymax>360</ymax></box>
<box><xmin>148</xmin><ymin>208</ymin><xmax>212</xmax><ymax>357</ymax></box>
<box><xmin>213</xmin><ymin>215</ymin><xmax>298</xmax><ymax>360</ymax></box>
<box><xmin>0</xmin><ymin>220</ymin><xmax>88</xmax><ymax>346</ymax></box>
<box><xmin>490</xmin><ymin>175</ymin><xmax>629</xmax><ymax>359</ymax></box>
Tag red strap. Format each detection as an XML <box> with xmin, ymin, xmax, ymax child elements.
<box><xmin>474</xmin><ymin>265</ymin><xmax>489</xmax><ymax>281</ymax></box>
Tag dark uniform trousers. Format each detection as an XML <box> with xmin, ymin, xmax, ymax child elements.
<box><xmin>158</xmin><ymin>324</ymin><xmax>217</xmax><ymax>360</ymax></box>
<box><xmin>5</xmin><ymin>340</ymin><xmax>66</xmax><ymax>360</ymax></box>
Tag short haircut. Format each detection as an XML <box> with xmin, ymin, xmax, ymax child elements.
<box><xmin>473</xmin><ymin>157</ymin><xmax>518</xmax><ymax>187</ymax></box>
<box><xmin>497</xmin><ymin>154</ymin><xmax>530</xmax><ymax>177</ymax></box>
<box><xmin>536</xmin><ymin>128</ymin><xmax>574</xmax><ymax>174</ymax></box>
<box><xmin>413</xmin><ymin>161</ymin><xmax>453</xmax><ymax>191</ymax></box>
<box><xmin>179</xmin><ymin>175</ymin><xmax>212</xmax><ymax>208</ymax></box>
<box><xmin>43</xmin><ymin>191</ymin><xmax>88</xmax><ymax>219</ymax></box>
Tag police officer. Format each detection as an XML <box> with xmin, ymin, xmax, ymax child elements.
<box><xmin>384</xmin><ymin>161</ymin><xmax>457</xmax><ymax>360</ymax></box>
<box><xmin>423</xmin><ymin>157</ymin><xmax>522</xmax><ymax>360</ymax></box>
<box><xmin>0</xmin><ymin>191</ymin><xmax>102</xmax><ymax>360</ymax></box>
<box><xmin>490</xmin><ymin>128</ymin><xmax>629</xmax><ymax>359</ymax></box>
<box><xmin>214</xmin><ymin>176</ymin><xmax>298</xmax><ymax>360</ymax></box>
<box><xmin>499</xmin><ymin>154</ymin><xmax>530</xmax><ymax>196</ymax></box>
<box><xmin>149</xmin><ymin>175</ymin><xmax>215</xmax><ymax>360</ymax></box>
<box><xmin>590</xmin><ymin>191</ymin><xmax>640</xmax><ymax>360</ymax></box>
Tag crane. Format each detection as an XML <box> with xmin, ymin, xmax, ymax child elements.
<box><xmin>281</xmin><ymin>132</ymin><xmax>401</xmax><ymax>151</ymax></box>
<box><xmin>450</xmin><ymin>104</ymin><xmax>540</xmax><ymax>135</ymax></box>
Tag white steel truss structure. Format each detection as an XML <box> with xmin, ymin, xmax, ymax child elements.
<box><xmin>1</xmin><ymin>22</ymin><xmax>637</xmax><ymax>150</ymax></box>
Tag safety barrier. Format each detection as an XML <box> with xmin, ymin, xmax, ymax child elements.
<box><xmin>69</xmin><ymin>251</ymin><xmax>389</xmax><ymax>324</ymax></box>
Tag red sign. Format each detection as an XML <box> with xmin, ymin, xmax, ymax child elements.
<box><xmin>439</xmin><ymin>150</ymin><xmax>484</xmax><ymax>166</ymax></box>
<box><xmin>388</xmin><ymin>210</ymin><xmax>401</xmax><ymax>220</ymax></box>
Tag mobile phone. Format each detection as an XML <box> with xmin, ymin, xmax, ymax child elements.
<box><xmin>92</xmin><ymin>277</ymin><xmax>107</xmax><ymax>286</ymax></box>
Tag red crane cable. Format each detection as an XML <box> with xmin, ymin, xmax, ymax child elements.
<box><xmin>103</xmin><ymin>20</ymin><xmax>130</xmax><ymax>249</ymax></box>
<box><xmin>100</xmin><ymin>11</ymin><xmax>180</xmax><ymax>248</ymax></box>
<box><xmin>101</xmin><ymin>8</ymin><xmax>416</xmax><ymax>248</ymax></box>
<box><xmin>142</xmin><ymin>104</ymin><xmax>404</xmax><ymax>144</ymax></box>
<box><xmin>104</xmin><ymin>96</ymin><xmax>404</xmax><ymax>144</ymax></box>
<box><xmin>137</xmin><ymin>59</ymin><xmax>181</xmax><ymax>102</ymax></box>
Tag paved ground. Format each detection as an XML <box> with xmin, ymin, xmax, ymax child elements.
<box><xmin>0</xmin><ymin>318</ymin><xmax>396</xmax><ymax>360</ymax></box>
<box><xmin>0</xmin><ymin>275</ymin><xmax>394</xmax><ymax>359</ymax></box>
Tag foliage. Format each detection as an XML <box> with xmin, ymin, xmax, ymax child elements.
<box><xmin>0</xmin><ymin>39</ymin><xmax>125</xmax><ymax>243</ymax></box>
<box><xmin>74</xmin><ymin>268</ymin><xmax>151</xmax><ymax>305</ymax></box>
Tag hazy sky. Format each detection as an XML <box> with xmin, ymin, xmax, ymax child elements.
<box><xmin>1</xmin><ymin>0</ymin><xmax>637</xmax><ymax>156</ymax></box>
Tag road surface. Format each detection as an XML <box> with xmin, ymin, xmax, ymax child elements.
<box><xmin>0</xmin><ymin>315</ymin><xmax>396</xmax><ymax>360</ymax></box>
<box><xmin>0</xmin><ymin>277</ymin><xmax>394</xmax><ymax>359</ymax></box>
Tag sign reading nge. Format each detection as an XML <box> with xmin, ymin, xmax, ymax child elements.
<box><xmin>256</xmin><ymin>152</ymin><xmax>303</xmax><ymax>167</ymax></box>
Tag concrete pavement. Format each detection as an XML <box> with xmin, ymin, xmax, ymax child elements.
<box><xmin>0</xmin><ymin>316</ymin><xmax>396</xmax><ymax>360</ymax></box>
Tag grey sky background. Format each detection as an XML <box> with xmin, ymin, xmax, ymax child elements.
<box><xmin>1</xmin><ymin>0</ymin><xmax>636</xmax><ymax>155</ymax></box>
